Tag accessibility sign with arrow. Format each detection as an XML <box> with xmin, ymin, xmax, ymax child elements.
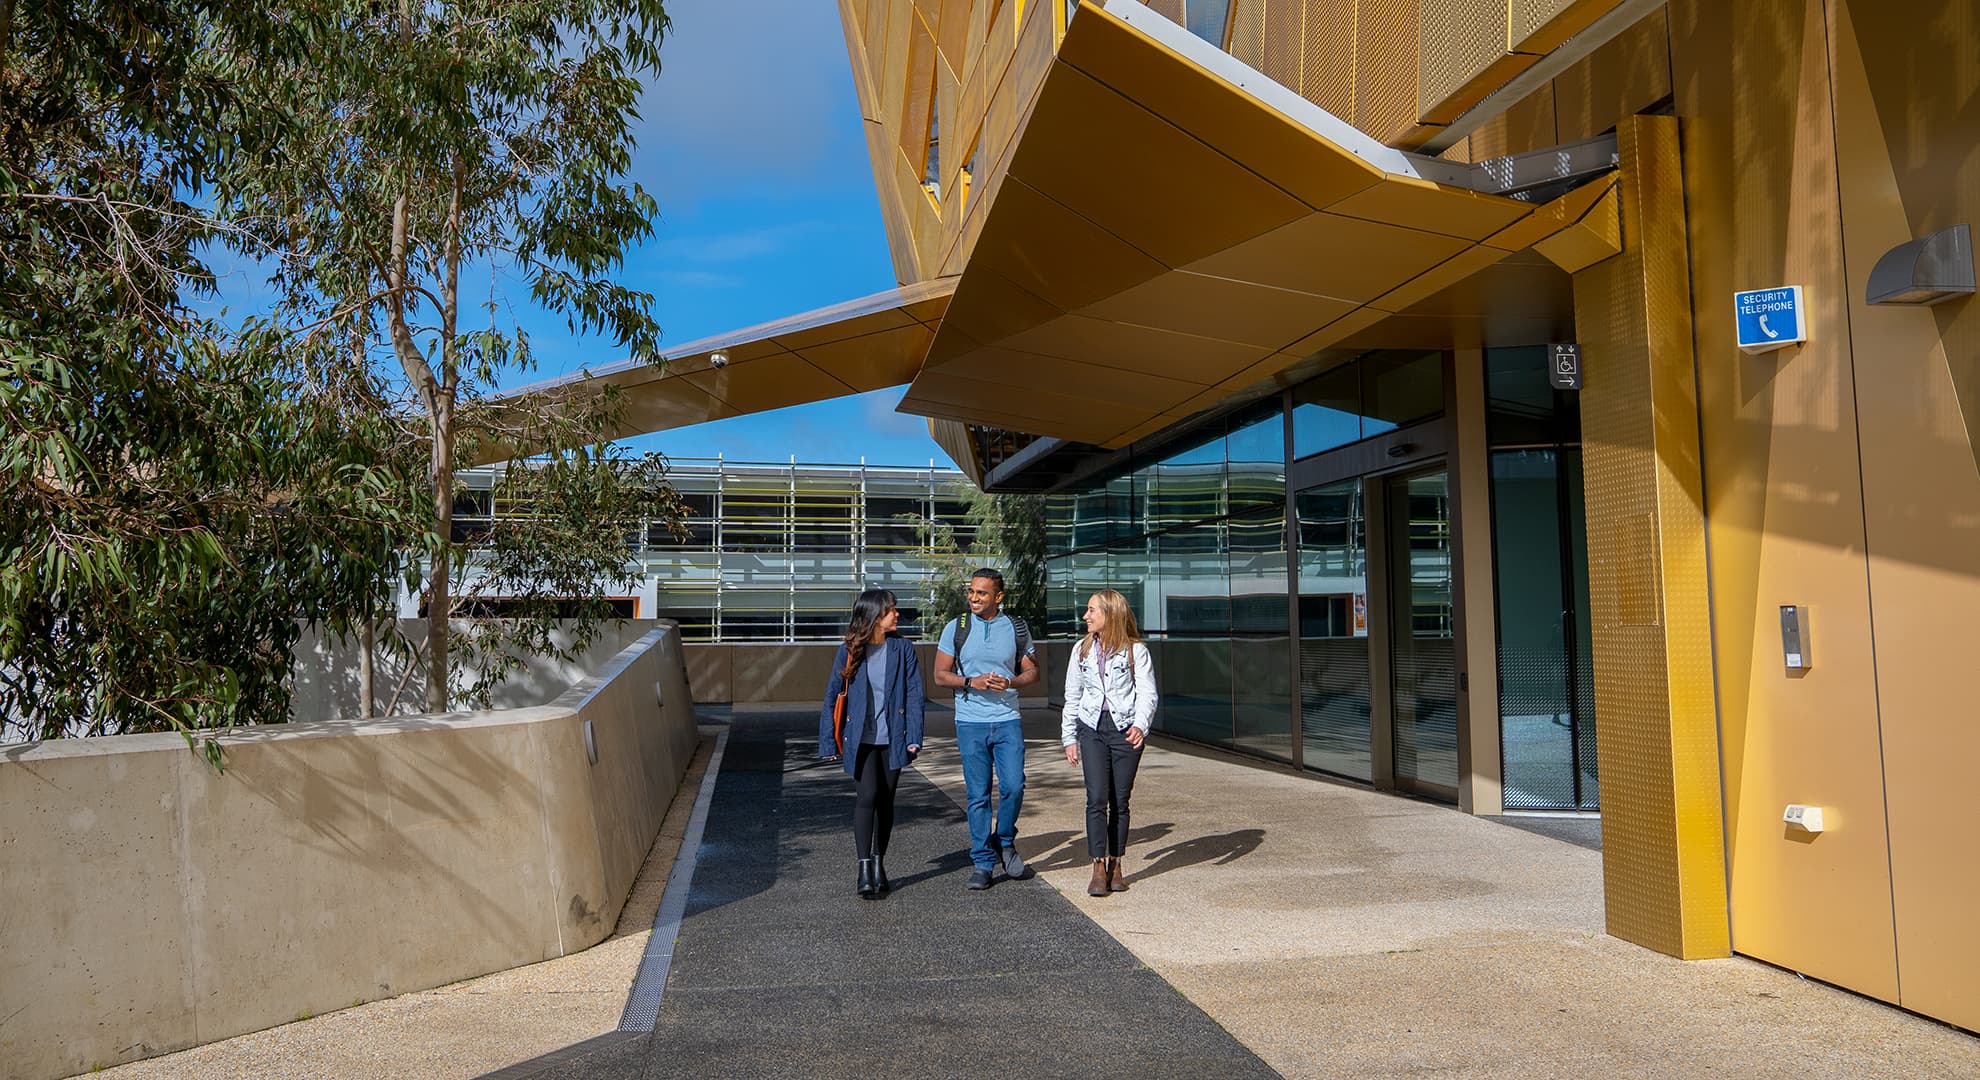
<box><xmin>1734</xmin><ymin>286</ymin><xmax>1807</xmax><ymax>353</ymax></box>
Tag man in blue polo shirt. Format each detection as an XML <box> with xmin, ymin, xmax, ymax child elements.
<box><xmin>934</xmin><ymin>567</ymin><xmax>1040</xmax><ymax>890</ymax></box>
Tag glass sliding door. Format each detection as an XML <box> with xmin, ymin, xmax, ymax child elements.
<box><xmin>1387</xmin><ymin>469</ymin><xmax>1458</xmax><ymax>799</ymax></box>
<box><xmin>1295</xmin><ymin>479</ymin><xmax>1372</xmax><ymax>780</ymax></box>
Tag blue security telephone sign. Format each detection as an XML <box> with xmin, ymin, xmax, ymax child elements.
<box><xmin>1734</xmin><ymin>286</ymin><xmax>1807</xmax><ymax>352</ymax></box>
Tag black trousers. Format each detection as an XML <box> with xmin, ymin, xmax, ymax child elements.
<box><xmin>1079</xmin><ymin>714</ymin><xmax>1143</xmax><ymax>859</ymax></box>
<box><xmin>853</xmin><ymin>742</ymin><xmax>902</xmax><ymax>860</ymax></box>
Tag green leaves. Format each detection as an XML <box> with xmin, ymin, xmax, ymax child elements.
<box><xmin>4</xmin><ymin>0</ymin><xmax>679</xmax><ymax>740</ymax></box>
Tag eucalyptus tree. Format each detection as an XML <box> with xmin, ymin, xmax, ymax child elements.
<box><xmin>916</xmin><ymin>488</ymin><xmax>1050</xmax><ymax>639</ymax></box>
<box><xmin>223</xmin><ymin>0</ymin><xmax>673</xmax><ymax>712</ymax></box>
<box><xmin>0</xmin><ymin>1</ymin><xmax>423</xmax><ymax>749</ymax></box>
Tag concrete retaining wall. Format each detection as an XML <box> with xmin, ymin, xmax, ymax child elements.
<box><xmin>290</xmin><ymin>619</ymin><xmax>662</xmax><ymax>723</ymax></box>
<box><xmin>0</xmin><ymin>625</ymin><xmax>698</xmax><ymax>1080</ymax></box>
<box><xmin>685</xmin><ymin>641</ymin><xmax>1062</xmax><ymax>708</ymax></box>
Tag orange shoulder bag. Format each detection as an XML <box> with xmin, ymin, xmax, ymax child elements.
<box><xmin>831</xmin><ymin>645</ymin><xmax>863</xmax><ymax>754</ymax></box>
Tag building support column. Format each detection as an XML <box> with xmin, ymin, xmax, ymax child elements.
<box><xmin>1573</xmin><ymin>114</ymin><xmax>1731</xmax><ymax>959</ymax></box>
<box><xmin>1451</xmin><ymin>348</ymin><xmax>1503</xmax><ymax>815</ymax></box>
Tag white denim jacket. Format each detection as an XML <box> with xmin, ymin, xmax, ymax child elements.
<box><xmin>1060</xmin><ymin>638</ymin><xmax>1158</xmax><ymax>746</ymax></box>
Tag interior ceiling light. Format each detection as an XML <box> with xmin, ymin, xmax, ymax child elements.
<box><xmin>1867</xmin><ymin>224</ymin><xmax>1974</xmax><ymax>305</ymax></box>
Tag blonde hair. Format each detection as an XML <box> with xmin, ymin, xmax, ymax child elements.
<box><xmin>1077</xmin><ymin>589</ymin><xmax>1142</xmax><ymax>660</ymax></box>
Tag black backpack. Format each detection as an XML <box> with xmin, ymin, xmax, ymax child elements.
<box><xmin>951</xmin><ymin>613</ymin><xmax>1031</xmax><ymax>698</ymax></box>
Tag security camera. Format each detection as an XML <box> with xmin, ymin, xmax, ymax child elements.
<box><xmin>708</xmin><ymin>350</ymin><xmax>730</xmax><ymax>369</ymax></box>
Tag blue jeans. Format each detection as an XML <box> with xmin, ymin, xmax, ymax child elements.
<box><xmin>957</xmin><ymin>719</ymin><xmax>1025</xmax><ymax>871</ymax></box>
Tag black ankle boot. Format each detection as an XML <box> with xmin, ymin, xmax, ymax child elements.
<box><xmin>857</xmin><ymin>858</ymin><xmax>879</xmax><ymax>899</ymax></box>
<box><xmin>874</xmin><ymin>853</ymin><xmax>890</xmax><ymax>894</ymax></box>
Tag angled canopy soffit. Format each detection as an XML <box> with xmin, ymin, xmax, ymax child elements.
<box><xmin>898</xmin><ymin>0</ymin><xmax>1601</xmax><ymax>448</ymax></box>
<box><xmin>480</xmin><ymin>278</ymin><xmax>956</xmax><ymax>465</ymax></box>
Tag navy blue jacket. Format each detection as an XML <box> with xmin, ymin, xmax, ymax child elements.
<box><xmin>819</xmin><ymin>635</ymin><xmax>925</xmax><ymax>773</ymax></box>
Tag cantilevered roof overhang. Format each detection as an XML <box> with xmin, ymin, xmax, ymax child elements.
<box><xmin>899</xmin><ymin>0</ymin><xmax>1613</xmax><ymax>449</ymax></box>
<box><xmin>479</xmin><ymin>277</ymin><xmax>955</xmax><ymax>464</ymax></box>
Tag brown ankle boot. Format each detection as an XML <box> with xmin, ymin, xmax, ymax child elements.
<box><xmin>1088</xmin><ymin>859</ymin><xmax>1110</xmax><ymax>897</ymax></box>
<box><xmin>1108</xmin><ymin>856</ymin><xmax>1128</xmax><ymax>892</ymax></box>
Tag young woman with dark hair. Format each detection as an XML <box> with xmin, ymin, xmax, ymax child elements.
<box><xmin>1061</xmin><ymin>589</ymin><xmax>1158</xmax><ymax>897</ymax></box>
<box><xmin>819</xmin><ymin>588</ymin><xmax>925</xmax><ymax>899</ymax></box>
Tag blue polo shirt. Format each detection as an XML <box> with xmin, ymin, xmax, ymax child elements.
<box><xmin>938</xmin><ymin>613</ymin><xmax>1032</xmax><ymax>725</ymax></box>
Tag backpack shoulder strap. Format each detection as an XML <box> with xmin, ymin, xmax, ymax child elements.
<box><xmin>1008</xmin><ymin>615</ymin><xmax>1031</xmax><ymax>664</ymax></box>
<box><xmin>952</xmin><ymin>615</ymin><xmax>971</xmax><ymax>697</ymax></box>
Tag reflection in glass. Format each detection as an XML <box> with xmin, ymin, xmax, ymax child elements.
<box><xmin>1153</xmin><ymin>521</ymin><xmax>1232</xmax><ymax>745</ymax></box>
<box><xmin>1388</xmin><ymin>470</ymin><xmax>1457</xmax><ymax>796</ymax></box>
<box><xmin>1292</xmin><ymin>364</ymin><xmax>1361</xmax><ymax>459</ymax></box>
<box><xmin>1363</xmin><ymin>351</ymin><xmax>1444</xmax><ymax>434</ymax></box>
<box><xmin>1296</xmin><ymin>480</ymin><xmax>1371</xmax><ymax>780</ymax></box>
<box><xmin>1185</xmin><ymin>0</ymin><xmax>1233</xmax><ymax>46</ymax></box>
<box><xmin>1229</xmin><ymin>508</ymin><xmax>1292</xmax><ymax>761</ymax></box>
<box><xmin>1226</xmin><ymin>400</ymin><xmax>1286</xmax><ymax>513</ymax></box>
<box><xmin>1292</xmin><ymin>351</ymin><xmax>1446</xmax><ymax>459</ymax></box>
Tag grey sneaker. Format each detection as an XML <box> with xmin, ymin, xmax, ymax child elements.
<box><xmin>967</xmin><ymin>868</ymin><xmax>995</xmax><ymax>890</ymax></box>
<box><xmin>1000</xmin><ymin>845</ymin><xmax>1030</xmax><ymax>880</ymax></box>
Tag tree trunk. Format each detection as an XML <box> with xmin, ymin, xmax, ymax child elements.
<box><xmin>359</xmin><ymin>618</ymin><xmax>375</xmax><ymax>719</ymax></box>
<box><xmin>425</xmin><ymin>402</ymin><xmax>453</xmax><ymax>713</ymax></box>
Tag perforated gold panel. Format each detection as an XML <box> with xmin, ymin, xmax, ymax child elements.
<box><xmin>1572</xmin><ymin>114</ymin><xmax>1729</xmax><ymax>960</ymax></box>
<box><xmin>1418</xmin><ymin>0</ymin><xmax>1512</xmax><ymax>118</ymax></box>
<box><xmin>1356</xmin><ymin>0</ymin><xmax>1437</xmax><ymax>145</ymax></box>
<box><xmin>1511</xmin><ymin>0</ymin><xmax>1609</xmax><ymax>53</ymax></box>
<box><xmin>1259</xmin><ymin>0</ymin><xmax>1305</xmax><ymax>89</ymax></box>
<box><xmin>1226</xmin><ymin>0</ymin><xmax>1268</xmax><ymax>70</ymax></box>
<box><xmin>1299</xmin><ymin>0</ymin><xmax>1358</xmax><ymax>119</ymax></box>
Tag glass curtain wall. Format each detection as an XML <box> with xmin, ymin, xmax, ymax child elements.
<box><xmin>1296</xmin><ymin>480</ymin><xmax>1371</xmax><ymax>779</ymax></box>
<box><xmin>453</xmin><ymin>459</ymin><xmax>973</xmax><ymax>643</ymax></box>
<box><xmin>1387</xmin><ymin>470</ymin><xmax>1458</xmax><ymax>796</ymax></box>
<box><xmin>1045</xmin><ymin>401</ymin><xmax>1292</xmax><ymax>761</ymax></box>
<box><xmin>1485</xmin><ymin>348</ymin><xmax>1598</xmax><ymax>809</ymax></box>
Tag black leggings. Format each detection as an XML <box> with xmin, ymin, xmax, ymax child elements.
<box><xmin>1080</xmin><ymin>714</ymin><xmax>1143</xmax><ymax>858</ymax></box>
<box><xmin>853</xmin><ymin>743</ymin><xmax>902</xmax><ymax>860</ymax></box>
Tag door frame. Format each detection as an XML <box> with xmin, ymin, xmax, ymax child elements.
<box><xmin>1282</xmin><ymin>351</ymin><xmax>1495</xmax><ymax>807</ymax></box>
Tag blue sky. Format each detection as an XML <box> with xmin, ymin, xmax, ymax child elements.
<box><xmin>551</xmin><ymin>0</ymin><xmax>946</xmax><ymax>467</ymax></box>
<box><xmin>208</xmin><ymin>0</ymin><xmax>949</xmax><ymax>468</ymax></box>
<box><xmin>550</xmin><ymin>4</ymin><xmax>950</xmax><ymax>467</ymax></box>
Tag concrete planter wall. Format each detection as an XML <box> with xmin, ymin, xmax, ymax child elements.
<box><xmin>684</xmin><ymin>641</ymin><xmax>1064</xmax><ymax>708</ymax></box>
<box><xmin>0</xmin><ymin>624</ymin><xmax>698</xmax><ymax>1080</ymax></box>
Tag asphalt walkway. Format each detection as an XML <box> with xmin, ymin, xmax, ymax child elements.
<box><xmin>507</xmin><ymin>707</ymin><xmax>1273</xmax><ymax>1080</ymax></box>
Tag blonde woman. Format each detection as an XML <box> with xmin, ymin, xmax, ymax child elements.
<box><xmin>1061</xmin><ymin>589</ymin><xmax>1159</xmax><ymax>897</ymax></box>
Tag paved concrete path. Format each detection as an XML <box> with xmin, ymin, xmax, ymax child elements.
<box><xmin>93</xmin><ymin>705</ymin><xmax>1980</xmax><ymax>1079</ymax></box>
<box><xmin>506</xmin><ymin>707</ymin><xmax>1273</xmax><ymax>1080</ymax></box>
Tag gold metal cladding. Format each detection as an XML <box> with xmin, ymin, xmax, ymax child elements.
<box><xmin>836</xmin><ymin>0</ymin><xmax>1060</xmax><ymax>283</ymax></box>
<box><xmin>926</xmin><ymin>418</ymin><xmax>986</xmax><ymax>487</ymax></box>
<box><xmin>1820</xmin><ymin>0</ymin><xmax>1980</xmax><ymax>1030</ymax></box>
<box><xmin>474</xmin><ymin>279</ymin><xmax>956</xmax><ymax>466</ymax></box>
<box><xmin>900</xmin><ymin>1</ymin><xmax>1545</xmax><ymax>448</ymax></box>
<box><xmin>1572</xmin><ymin>114</ymin><xmax>1729</xmax><ymax>961</ymax></box>
<box><xmin>1533</xmin><ymin>179</ymin><xmax>1623</xmax><ymax>272</ymax></box>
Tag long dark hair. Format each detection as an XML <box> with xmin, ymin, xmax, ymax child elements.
<box><xmin>841</xmin><ymin>588</ymin><xmax>897</xmax><ymax>678</ymax></box>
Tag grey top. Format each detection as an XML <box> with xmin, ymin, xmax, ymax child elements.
<box><xmin>864</xmin><ymin>642</ymin><xmax>890</xmax><ymax>746</ymax></box>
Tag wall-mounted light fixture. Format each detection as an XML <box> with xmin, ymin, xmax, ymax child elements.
<box><xmin>1866</xmin><ymin>224</ymin><xmax>1974</xmax><ymax>305</ymax></box>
